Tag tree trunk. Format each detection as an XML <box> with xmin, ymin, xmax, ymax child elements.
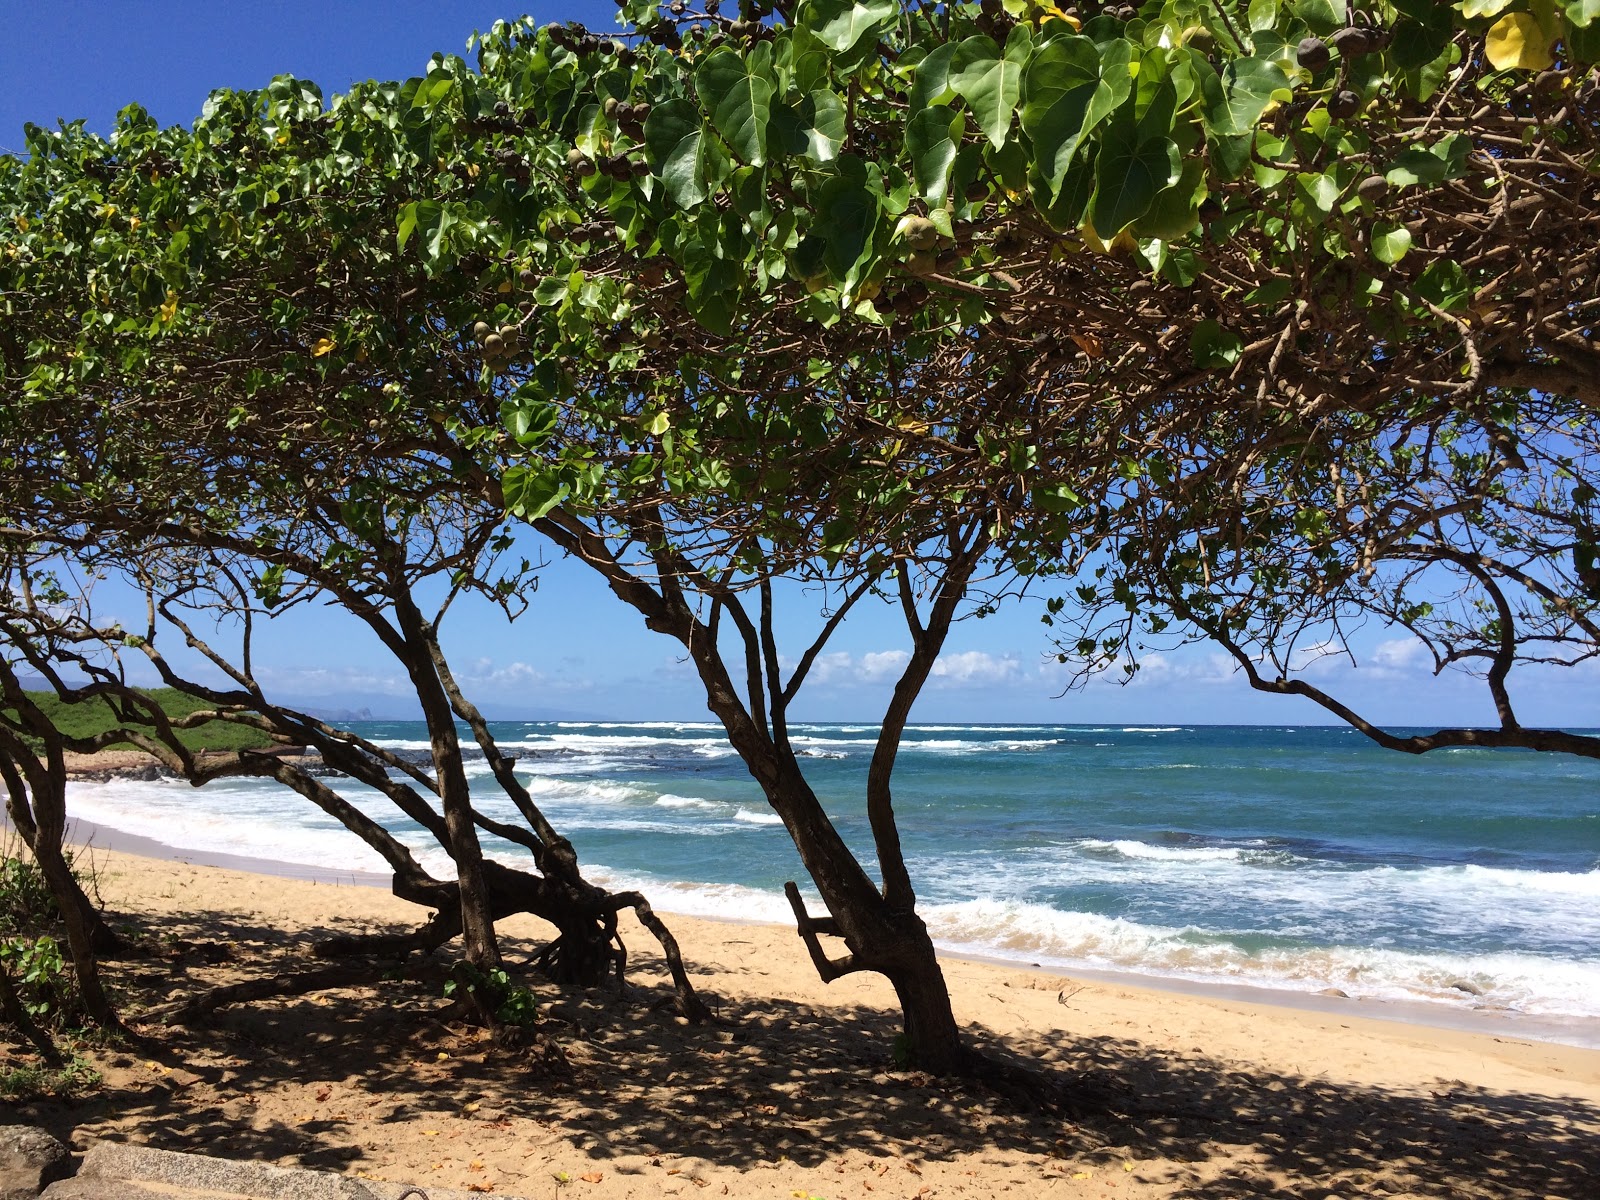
<box><xmin>884</xmin><ymin>922</ymin><xmax>965</xmax><ymax>1074</ymax></box>
<box><xmin>1</xmin><ymin>756</ymin><xmax>120</xmax><ymax>955</ymax></box>
<box><xmin>767</xmin><ymin>766</ymin><xmax>966</xmax><ymax>1072</ymax></box>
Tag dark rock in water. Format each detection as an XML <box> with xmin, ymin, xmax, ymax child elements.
<box><xmin>0</xmin><ymin>1125</ymin><xmax>71</xmax><ymax>1200</ymax></box>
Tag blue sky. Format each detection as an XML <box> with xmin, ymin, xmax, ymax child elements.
<box><xmin>6</xmin><ymin>4</ymin><xmax>1596</xmax><ymax>728</ymax></box>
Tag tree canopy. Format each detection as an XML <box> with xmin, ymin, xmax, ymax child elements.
<box><xmin>4</xmin><ymin>0</ymin><xmax>1598</xmax><ymax>1072</ymax></box>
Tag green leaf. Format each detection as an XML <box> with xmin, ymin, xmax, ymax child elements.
<box><xmin>1294</xmin><ymin>171</ymin><xmax>1340</xmax><ymax>218</ymax></box>
<box><xmin>949</xmin><ymin>26</ymin><xmax>1033</xmax><ymax>149</ymax></box>
<box><xmin>812</xmin><ymin>155</ymin><xmax>880</xmax><ymax>278</ymax></box>
<box><xmin>500</xmin><ymin>394</ymin><xmax>559</xmax><ymax>448</ymax></box>
<box><xmin>805</xmin><ymin>0</ymin><xmax>899</xmax><ymax>53</ymax></box>
<box><xmin>1088</xmin><ymin>119</ymin><xmax>1180</xmax><ymax>237</ymax></box>
<box><xmin>1390</xmin><ymin>9</ymin><xmax>1454</xmax><ymax>68</ymax></box>
<box><xmin>910</xmin><ymin>42</ymin><xmax>958</xmax><ymax>109</ymax></box>
<box><xmin>1020</xmin><ymin>36</ymin><xmax>1103</xmax><ymax>198</ymax></box>
<box><xmin>1291</xmin><ymin>0</ymin><xmax>1348</xmax><ymax>34</ymax></box>
<box><xmin>1200</xmin><ymin>56</ymin><xmax>1291</xmax><ymax>137</ymax></box>
<box><xmin>1569</xmin><ymin>0</ymin><xmax>1600</xmax><ymax>28</ymax></box>
<box><xmin>502</xmin><ymin>465</ymin><xmax>569</xmax><ymax>521</ymax></box>
<box><xmin>1370</xmin><ymin>221</ymin><xmax>1413</xmax><ymax>264</ymax></box>
<box><xmin>695</xmin><ymin>45</ymin><xmax>775</xmax><ymax>166</ymax></box>
<box><xmin>906</xmin><ymin>105</ymin><xmax>963</xmax><ymax>205</ymax></box>
<box><xmin>645</xmin><ymin>99</ymin><xmax>708</xmax><ymax>207</ymax></box>
<box><xmin>1133</xmin><ymin>158</ymin><xmax>1206</xmax><ymax>240</ymax></box>
<box><xmin>1191</xmin><ymin>319</ymin><xmax>1243</xmax><ymax>369</ymax></box>
<box><xmin>773</xmin><ymin>90</ymin><xmax>847</xmax><ymax>162</ymax></box>
<box><xmin>1415</xmin><ymin>259</ymin><xmax>1470</xmax><ymax>311</ymax></box>
<box><xmin>1459</xmin><ymin>0</ymin><xmax>1514</xmax><ymax>18</ymax></box>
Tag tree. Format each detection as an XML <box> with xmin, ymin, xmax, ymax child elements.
<box><xmin>0</xmin><ymin>420</ymin><xmax>710</xmax><ymax>1024</ymax></box>
<box><xmin>6</xmin><ymin>0</ymin><xmax>1596</xmax><ymax>1072</ymax></box>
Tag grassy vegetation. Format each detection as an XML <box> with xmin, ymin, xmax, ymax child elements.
<box><xmin>5</xmin><ymin>688</ymin><xmax>275</xmax><ymax>754</ymax></box>
<box><xmin>0</xmin><ymin>1050</ymin><xmax>101</xmax><ymax>1100</ymax></box>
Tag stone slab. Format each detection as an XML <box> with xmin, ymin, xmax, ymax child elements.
<box><xmin>41</xmin><ymin>1142</ymin><xmax>526</xmax><ymax>1200</ymax></box>
<box><xmin>0</xmin><ymin>1126</ymin><xmax>70</xmax><ymax>1200</ymax></box>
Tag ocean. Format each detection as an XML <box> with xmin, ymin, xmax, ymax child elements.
<box><xmin>64</xmin><ymin>722</ymin><xmax>1600</xmax><ymax>1027</ymax></box>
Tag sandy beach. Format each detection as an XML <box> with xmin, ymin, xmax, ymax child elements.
<box><xmin>2</xmin><ymin>829</ymin><xmax>1596</xmax><ymax>1200</ymax></box>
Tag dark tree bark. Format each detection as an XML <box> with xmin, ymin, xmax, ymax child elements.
<box><xmin>531</xmin><ymin>508</ymin><xmax>988</xmax><ymax>1072</ymax></box>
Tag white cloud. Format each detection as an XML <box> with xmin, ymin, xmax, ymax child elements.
<box><xmin>931</xmin><ymin>651</ymin><xmax>1020</xmax><ymax>687</ymax></box>
<box><xmin>458</xmin><ymin>658</ymin><xmax>547</xmax><ymax>690</ymax></box>
<box><xmin>787</xmin><ymin>648</ymin><xmax>1020</xmax><ymax>690</ymax></box>
<box><xmin>1369</xmin><ymin>637</ymin><xmax>1432</xmax><ymax>672</ymax></box>
<box><xmin>859</xmin><ymin>650</ymin><xmax>912</xmax><ymax>683</ymax></box>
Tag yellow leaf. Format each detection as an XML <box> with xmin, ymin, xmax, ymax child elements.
<box><xmin>159</xmin><ymin>291</ymin><xmax>178</xmax><ymax>323</ymax></box>
<box><xmin>311</xmin><ymin>338</ymin><xmax>336</xmax><ymax>357</ymax></box>
<box><xmin>1037</xmin><ymin>5</ymin><xmax>1081</xmax><ymax>29</ymax></box>
<box><xmin>437</xmin><ymin>1051</ymin><xmax>450</xmax><ymax>1061</ymax></box>
<box><xmin>129</xmin><ymin>216</ymin><xmax>141</xmax><ymax>231</ymax></box>
<box><xmin>1072</xmin><ymin>1171</ymin><xmax>1090</xmax><ymax>1180</ymax></box>
<box><xmin>497</xmin><ymin>279</ymin><xmax>513</xmax><ymax>293</ymax></box>
<box><xmin>276</xmin><ymin>133</ymin><xmax>290</xmax><ymax>145</ymax></box>
<box><xmin>1123</xmin><ymin>1160</ymin><xmax>1135</xmax><ymax>1172</ymax></box>
<box><xmin>465</xmin><ymin>162</ymin><xmax>481</xmax><ymax>178</ymax></box>
<box><xmin>422</xmin><ymin>1130</ymin><xmax>441</xmax><ymax>1137</ymax></box>
<box><xmin>1485</xmin><ymin>12</ymin><xmax>1555</xmax><ymax>70</ymax></box>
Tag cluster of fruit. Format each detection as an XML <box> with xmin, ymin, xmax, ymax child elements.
<box><xmin>1296</xmin><ymin>21</ymin><xmax>1395</xmax><ymax>119</ymax></box>
<box><xmin>543</xmin><ymin>22</ymin><xmax>639</xmax><ymax>67</ymax></box>
<box><xmin>602</xmin><ymin>98</ymin><xmax>652</xmax><ymax>141</ymax></box>
<box><xmin>567</xmin><ymin>148</ymin><xmax>648</xmax><ymax>181</ymax></box>
<box><xmin>472</xmin><ymin>320</ymin><xmax>523</xmax><ymax>374</ymax></box>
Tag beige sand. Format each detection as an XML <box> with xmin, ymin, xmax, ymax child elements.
<box><xmin>8</xmin><ymin>847</ymin><xmax>1599</xmax><ymax>1199</ymax></box>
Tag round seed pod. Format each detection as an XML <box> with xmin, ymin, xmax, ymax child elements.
<box><xmin>1297</xmin><ymin>36</ymin><xmax>1330</xmax><ymax>72</ymax></box>
<box><xmin>1356</xmin><ymin>174</ymin><xmax>1388</xmax><ymax>202</ymax></box>
<box><xmin>1329</xmin><ymin>27</ymin><xmax>1372</xmax><ymax>59</ymax></box>
<box><xmin>481</xmin><ymin>332</ymin><xmax>506</xmax><ymax>356</ymax></box>
<box><xmin>1328</xmin><ymin>89</ymin><xmax>1362</xmax><ymax>119</ymax></box>
<box><xmin>472</xmin><ymin>321</ymin><xmax>493</xmax><ymax>343</ymax></box>
<box><xmin>604</xmin><ymin>97</ymin><xmax>621</xmax><ymax>118</ymax></box>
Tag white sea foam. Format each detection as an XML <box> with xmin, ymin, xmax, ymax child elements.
<box><xmin>733</xmin><ymin>808</ymin><xmax>783</xmax><ymax>825</ymax></box>
<box><xmin>65</xmin><ymin>777</ymin><xmax>398</xmax><ymax>874</ymax></box>
<box><xmin>1079</xmin><ymin>839</ymin><xmax>1254</xmax><ymax>864</ymax></box>
<box><xmin>653</xmin><ymin>795</ymin><xmax>721</xmax><ymax>811</ymax></box>
<box><xmin>552</xmin><ymin>721</ymin><xmax>720</xmax><ymax>731</ymax></box>
<box><xmin>1121</xmin><ymin>726</ymin><xmax>1183</xmax><ymax>733</ymax></box>
<box><xmin>921</xmin><ymin>897</ymin><xmax>1600</xmax><ymax>1017</ymax></box>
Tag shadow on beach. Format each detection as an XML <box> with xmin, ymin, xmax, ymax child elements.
<box><xmin>9</xmin><ymin>903</ymin><xmax>1598</xmax><ymax>1199</ymax></box>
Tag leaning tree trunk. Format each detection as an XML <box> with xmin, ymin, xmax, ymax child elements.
<box><xmin>768</xmin><ymin>762</ymin><xmax>967</xmax><ymax>1073</ymax></box>
<box><xmin>0</xmin><ymin>748</ymin><xmax>122</xmax><ymax>1031</ymax></box>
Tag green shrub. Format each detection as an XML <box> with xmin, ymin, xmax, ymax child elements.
<box><xmin>0</xmin><ymin>844</ymin><xmax>83</xmax><ymax>1030</ymax></box>
<box><xmin>444</xmin><ymin>964</ymin><xmax>539</xmax><ymax>1028</ymax></box>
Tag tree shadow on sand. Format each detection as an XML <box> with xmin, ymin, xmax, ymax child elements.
<box><xmin>10</xmin><ymin>905</ymin><xmax>1597</xmax><ymax>1199</ymax></box>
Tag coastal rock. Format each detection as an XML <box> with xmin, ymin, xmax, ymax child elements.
<box><xmin>1316</xmin><ymin>987</ymin><xmax>1350</xmax><ymax>998</ymax></box>
<box><xmin>1447</xmin><ymin>979</ymin><xmax>1486</xmax><ymax>996</ymax></box>
<box><xmin>0</xmin><ymin>1126</ymin><xmax>71</xmax><ymax>1200</ymax></box>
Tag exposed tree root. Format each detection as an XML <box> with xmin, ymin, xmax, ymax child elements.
<box><xmin>150</xmin><ymin>962</ymin><xmax>380</xmax><ymax>1026</ymax></box>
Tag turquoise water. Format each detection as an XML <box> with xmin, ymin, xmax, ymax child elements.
<box><xmin>67</xmin><ymin>722</ymin><xmax>1600</xmax><ymax>1019</ymax></box>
